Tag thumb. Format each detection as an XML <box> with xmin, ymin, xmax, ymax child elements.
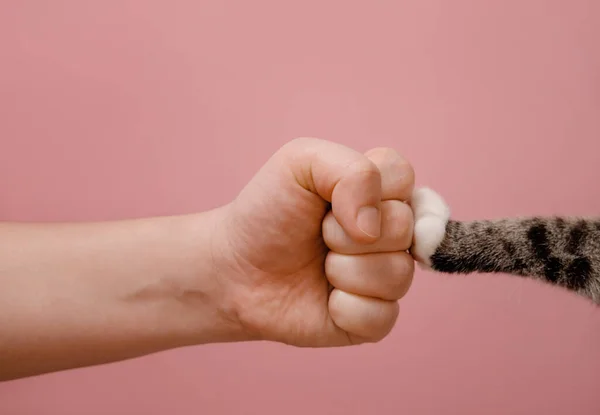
<box><xmin>278</xmin><ymin>137</ymin><xmax>383</xmax><ymax>243</ymax></box>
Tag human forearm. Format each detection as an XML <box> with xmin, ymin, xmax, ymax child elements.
<box><xmin>0</xmin><ymin>207</ymin><xmax>244</xmax><ymax>381</ymax></box>
<box><xmin>0</xmin><ymin>138</ymin><xmax>418</xmax><ymax>381</ymax></box>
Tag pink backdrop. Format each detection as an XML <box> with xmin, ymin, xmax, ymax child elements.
<box><xmin>1</xmin><ymin>1</ymin><xmax>600</xmax><ymax>414</ymax></box>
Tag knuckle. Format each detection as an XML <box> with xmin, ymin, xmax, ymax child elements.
<box><xmin>367</xmin><ymin>147</ymin><xmax>414</xmax><ymax>177</ymax></box>
<box><xmin>383</xmin><ymin>201</ymin><xmax>414</xmax><ymax>248</ymax></box>
<box><xmin>281</xmin><ymin>137</ymin><xmax>305</xmax><ymax>153</ymax></box>
<box><xmin>366</xmin><ymin>147</ymin><xmax>400</xmax><ymax>162</ymax></box>
<box><xmin>391</xmin><ymin>251</ymin><xmax>414</xmax><ymax>276</ymax></box>
<box><xmin>387</xmin><ymin>253</ymin><xmax>414</xmax><ymax>298</ymax></box>
<box><xmin>389</xmin><ymin>160</ymin><xmax>415</xmax><ymax>199</ymax></box>
<box><xmin>348</xmin><ymin>157</ymin><xmax>380</xmax><ymax>181</ymax></box>
<box><xmin>281</xmin><ymin>137</ymin><xmax>322</xmax><ymax>158</ymax></box>
<box><xmin>369</xmin><ymin>305</ymin><xmax>399</xmax><ymax>343</ymax></box>
<box><xmin>398</xmin><ymin>159</ymin><xmax>415</xmax><ymax>186</ymax></box>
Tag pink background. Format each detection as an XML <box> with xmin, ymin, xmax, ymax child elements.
<box><xmin>1</xmin><ymin>1</ymin><xmax>600</xmax><ymax>414</ymax></box>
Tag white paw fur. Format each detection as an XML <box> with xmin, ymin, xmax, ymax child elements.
<box><xmin>410</xmin><ymin>187</ymin><xmax>451</xmax><ymax>268</ymax></box>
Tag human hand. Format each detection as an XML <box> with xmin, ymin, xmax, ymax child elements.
<box><xmin>212</xmin><ymin>138</ymin><xmax>416</xmax><ymax>347</ymax></box>
<box><xmin>0</xmin><ymin>137</ymin><xmax>415</xmax><ymax>381</ymax></box>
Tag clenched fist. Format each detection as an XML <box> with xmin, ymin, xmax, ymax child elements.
<box><xmin>1</xmin><ymin>137</ymin><xmax>416</xmax><ymax>380</ymax></box>
<box><xmin>213</xmin><ymin>138</ymin><xmax>416</xmax><ymax>346</ymax></box>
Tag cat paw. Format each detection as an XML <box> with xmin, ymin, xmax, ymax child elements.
<box><xmin>410</xmin><ymin>187</ymin><xmax>450</xmax><ymax>268</ymax></box>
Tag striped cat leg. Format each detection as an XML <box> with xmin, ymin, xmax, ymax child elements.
<box><xmin>410</xmin><ymin>187</ymin><xmax>600</xmax><ymax>304</ymax></box>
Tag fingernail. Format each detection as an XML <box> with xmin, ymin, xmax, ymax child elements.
<box><xmin>357</xmin><ymin>206</ymin><xmax>381</xmax><ymax>238</ymax></box>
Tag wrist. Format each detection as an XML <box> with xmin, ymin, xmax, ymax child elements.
<box><xmin>160</xmin><ymin>206</ymin><xmax>252</xmax><ymax>346</ymax></box>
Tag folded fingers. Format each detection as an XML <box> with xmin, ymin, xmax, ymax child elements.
<box><xmin>326</xmin><ymin>251</ymin><xmax>414</xmax><ymax>301</ymax></box>
<box><xmin>323</xmin><ymin>147</ymin><xmax>416</xmax><ymax>344</ymax></box>
<box><xmin>323</xmin><ymin>200</ymin><xmax>414</xmax><ymax>254</ymax></box>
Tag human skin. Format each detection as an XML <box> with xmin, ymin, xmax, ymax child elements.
<box><xmin>0</xmin><ymin>138</ymin><xmax>415</xmax><ymax>381</ymax></box>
